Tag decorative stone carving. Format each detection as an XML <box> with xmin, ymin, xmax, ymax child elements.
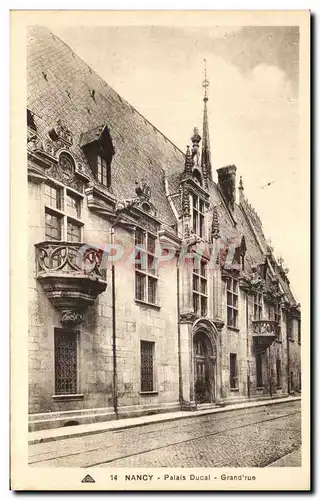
<box><xmin>252</xmin><ymin>319</ymin><xmax>278</xmax><ymax>351</ymax></box>
<box><xmin>116</xmin><ymin>179</ymin><xmax>157</xmax><ymax>219</ymax></box>
<box><xmin>60</xmin><ymin>309</ymin><xmax>84</xmax><ymax>326</ymax></box>
<box><xmin>182</xmin><ymin>228</ymin><xmax>202</xmax><ymax>248</ymax></box>
<box><xmin>190</xmin><ymin>127</ymin><xmax>201</xmax><ymax>167</ymax></box>
<box><xmin>35</xmin><ymin>242</ymin><xmax>107</xmax><ymax>326</ymax></box>
<box><xmin>184</xmin><ymin>145</ymin><xmax>193</xmax><ymax>178</ymax></box>
<box><xmin>135</xmin><ymin>178</ymin><xmax>151</xmax><ymax>202</ymax></box>
<box><xmin>48</xmin><ymin>119</ymin><xmax>73</xmax><ymax>146</ymax></box>
<box><xmin>210</xmin><ymin>205</ymin><xmax>220</xmax><ymax>241</ymax></box>
<box><xmin>264</xmin><ymin>276</ymin><xmax>285</xmax><ymax>303</ymax></box>
<box><xmin>57</xmin><ymin>152</ymin><xmax>75</xmax><ymax>182</ymax></box>
<box><xmin>212</xmin><ymin>318</ymin><xmax>224</xmax><ymax>332</ymax></box>
<box><xmin>180</xmin><ymin>312</ymin><xmax>197</xmax><ymax>324</ymax></box>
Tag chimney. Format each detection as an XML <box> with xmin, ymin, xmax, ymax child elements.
<box><xmin>216</xmin><ymin>165</ymin><xmax>237</xmax><ymax>211</ymax></box>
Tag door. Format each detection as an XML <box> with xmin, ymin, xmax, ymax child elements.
<box><xmin>193</xmin><ymin>333</ymin><xmax>214</xmax><ymax>403</ymax></box>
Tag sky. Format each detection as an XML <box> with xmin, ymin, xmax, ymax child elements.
<box><xmin>47</xmin><ymin>24</ymin><xmax>305</xmax><ymax>302</ymax></box>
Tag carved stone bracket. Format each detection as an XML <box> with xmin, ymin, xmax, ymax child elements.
<box><xmin>212</xmin><ymin>318</ymin><xmax>225</xmax><ymax>332</ymax></box>
<box><xmin>180</xmin><ymin>312</ymin><xmax>197</xmax><ymax>324</ymax></box>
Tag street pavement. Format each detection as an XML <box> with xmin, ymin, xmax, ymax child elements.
<box><xmin>29</xmin><ymin>399</ymin><xmax>301</xmax><ymax>468</ymax></box>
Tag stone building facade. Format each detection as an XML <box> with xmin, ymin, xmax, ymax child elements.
<box><xmin>27</xmin><ymin>27</ymin><xmax>301</xmax><ymax>431</ymax></box>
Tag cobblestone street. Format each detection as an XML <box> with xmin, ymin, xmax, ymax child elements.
<box><xmin>29</xmin><ymin>400</ymin><xmax>301</xmax><ymax>468</ymax></box>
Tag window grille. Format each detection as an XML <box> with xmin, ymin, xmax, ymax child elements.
<box><xmin>256</xmin><ymin>353</ymin><xmax>263</xmax><ymax>387</ymax></box>
<box><xmin>276</xmin><ymin>358</ymin><xmax>281</xmax><ymax>388</ymax></box>
<box><xmin>54</xmin><ymin>329</ymin><xmax>78</xmax><ymax>395</ymax></box>
<box><xmin>140</xmin><ymin>341</ymin><xmax>154</xmax><ymax>392</ymax></box>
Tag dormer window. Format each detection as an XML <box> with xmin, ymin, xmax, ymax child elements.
<box><xmin>97</xmin><ymin>154</ymin><xmax>110</xmax><ymax>187</ymax></box>
<box><xmin>192</xmin><ymin>169</ymin><xmax>203</xmax><ymax>186</ymax></box>
<box><xmin>80</xmin><ymin>123</ymin><xmax>115</xmax><ymax>189</ymax></box>
<box><xmin>192</xmin><ymin>194</ymin><xmax>205</xmax><ymax>238</ymax></box>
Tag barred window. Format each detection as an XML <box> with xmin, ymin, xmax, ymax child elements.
<box><xmin>44</xmin><ymin>180</ymin><xmax>83</xmax><ymax>242</ymax></box>
<box><xmin>135</xmin><ymin>229</ymin><xmax>158</xmax><ymax>305</ymax></box>
<box><xmin>192</xmin><ymin>195</ymin><xmax>205</xmax><ymax>238</ymax></box>
<box><xmin>229</xmin><ymin>353</ymin><xmax>238</xmax><ymax>389</ymax></box>
<box><xmin>193</xmin><ymin>259</ymin><xmax>207</xmax><ymax>316</ymax></box>
<box><xmin>227</xmin><ymin>277</ymin><xmax>238</xmax><ymax>328</ymax></box>
<box><xmin>140</xmin><ymin>341</ymin><xmax>154</xmax><ymax>392</ymax></box>
<box><xmin>54</xmin><ymin>329</ymin><xmax>78</xmax><ymax>395</ymax></box>
<box><xmin>276</xmin><ymin>358</ymin><xmax>281</xmax><ymax>388</ymax></box>
<box><xmin>256</xmin><ymin>353</ymin><xmax>263</xmax><ymax>387</ymax></box>
<box><xmin>254</xmin><ymin>293</ymin><xmax>263</xmax><ymax>320</ymax></box>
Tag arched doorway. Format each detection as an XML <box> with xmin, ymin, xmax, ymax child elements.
<box><xmin>193</xmin><ymin>330</ymin><xmax>216</xmax><ymax>403</ymax></box>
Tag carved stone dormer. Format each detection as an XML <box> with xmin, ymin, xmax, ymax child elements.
<box><xmin>116</xmin><ymin>178</ymin><xmax>158</xmax><ymax>229</ymax></box>
<box><xmin>80</xmin><ymin>123</ymin><xmax>115</xmax><ymax>190</ymax></box>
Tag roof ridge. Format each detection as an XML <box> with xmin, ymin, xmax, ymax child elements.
<box><xmin>38</xmin><ymin>26</ymin><xmax>185</xmax><ymax>158</ymax></box>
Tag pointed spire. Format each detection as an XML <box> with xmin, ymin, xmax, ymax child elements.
<box><xmin>239</xmin><ymin>175</ymin><xmax>244</xmax><ymax>202</ymax></box>
<box><xmin>184</xmin><ymin>145</ymin><xmax>193</xmax><ymax>177</ymax></box>
<box><xmin>201</xmin><ymin>59</ymin><xmax>212</xmax><ymax>183</ymax></box>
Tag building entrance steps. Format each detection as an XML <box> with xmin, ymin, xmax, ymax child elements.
<box><xmin>29</xmin><ymin>395</ymin><xmax>301</xmax><ymax>446</ymax></box>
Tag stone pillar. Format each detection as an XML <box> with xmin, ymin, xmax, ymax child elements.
<box><xmin>179</xmin><ymin>315</ymin><xmax>197</xmax><ymax>410</ymax></box>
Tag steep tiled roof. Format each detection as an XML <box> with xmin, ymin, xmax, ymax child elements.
<box><xmin>27</xmin><ymin>26</ymin><xmax>184</xmax><ymax>229</ymax></box>
<box><xmin>28</xmin><ymin>26</ymin><xmax>297</xmax><ymax>305</ymax></box>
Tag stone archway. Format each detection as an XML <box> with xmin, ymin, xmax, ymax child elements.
<box><xmin>192</xmin><ymin>321</ymin><xmax>218</xmax><ymax>404</ymax></box>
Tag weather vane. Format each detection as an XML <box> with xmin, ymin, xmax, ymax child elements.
<box><xmin>202</xmin><ymin>58</ymin><xmax>209</xmax><ymax>100</ymax></box>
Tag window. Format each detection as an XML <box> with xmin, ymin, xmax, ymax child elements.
<box><xmin>135</xmin><ymin>229</ymin><xmax>158</xmax><ymax>305</ymax></box>
<box><xmin>54</xmin><ymin>329</ymin><xmax>78</xmax><ymax>395</ymax></box>
<box><xmin>192</xmin><ymin>195</ymin><xmax>205</xmax><ymax>238</ymax></box>
<box><xmin>226</xmin><ymin>277</ymin><xmax>238</xmax><ymax>328</ymax></box>
<box><xmin>256</xmin><ymin>353</ymin><xmax>263</xmax><ymax>387</ymax></box>
<box><xmin>298</xmin><ymin>319</ymin><xmax>301</xmax><ymax>344</ymax></box>
<box><xmin>193</xmin><ymin>259</ymin><xmax>207</xmax><ymax>316</ymax></box>
<box><xmin>140</xmin><ymin>341</ymin><xmax>155</xmax><ymax>392</ymax></box>
<box><xmin>229</xmin><ymin>353</ymin><xmax>238</xmax><ymax>389</ymax></box>
<box><xmin>97</xmin><ymin>154</ymin><xmax>110</xmax><ymax>187</ymax></box>
<box><xmin>44</xmin><ymin>181</ymin><xmax>83</xmax><ymax>242</ymax></box>
<box><xmin>276</xmin><ymin>358</ymin><xmax>281</xmax><ymax>388</ymax></box>
<box><xmin>254</xmin><ymin>293</ymin><xmax>263</xmax><ymax>320</ymax></box>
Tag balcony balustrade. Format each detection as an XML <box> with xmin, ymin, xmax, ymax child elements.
<box><xmin>35</xmin><ymin>241</ymin><xmax>107</xmax><ymax>325</ymax></box>
<box><xmin>251</xmin><ymin>319</ymin><xmax>278</xmax><ymax>351</ymax></box>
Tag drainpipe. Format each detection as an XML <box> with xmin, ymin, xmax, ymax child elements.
<box><xmin>177</xmin><ymin>261</ymin><xmax>183</xmax><ymax>405</ymax></box>
<box><xmin>268</xmin><ymin>346</ymin><xmax>272</xmax><ymax>397</ymax></box>
<box><xmin>110</xmin><ymin>215</ymin><xmax>122</xmax><ymax>418</ymax></box>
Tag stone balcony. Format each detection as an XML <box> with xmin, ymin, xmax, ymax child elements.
<box><xmin>35</xmin><ymin>241</ymin><xmax>107</xmax><ymax>326</ymax></box>
<box><xmin>251</xmin><ymin>319</ymin><xmax>279</xmax><ymax>351</ymax></box>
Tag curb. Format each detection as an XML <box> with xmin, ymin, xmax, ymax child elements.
<box><xmin>29</xmin><ymin>396</ymin><xmax>301</xmax><ymax>446</ymax></box>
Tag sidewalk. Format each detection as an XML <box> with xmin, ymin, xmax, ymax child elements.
<box><xmin>268</xmin><ymin>447</ymin><xmax>301</xmax><ymax>467</ymax></box>
<box><xmin>29</xmin><ymin>395</ymin><xmax>301</xmax><ymax>446</ymax></box>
